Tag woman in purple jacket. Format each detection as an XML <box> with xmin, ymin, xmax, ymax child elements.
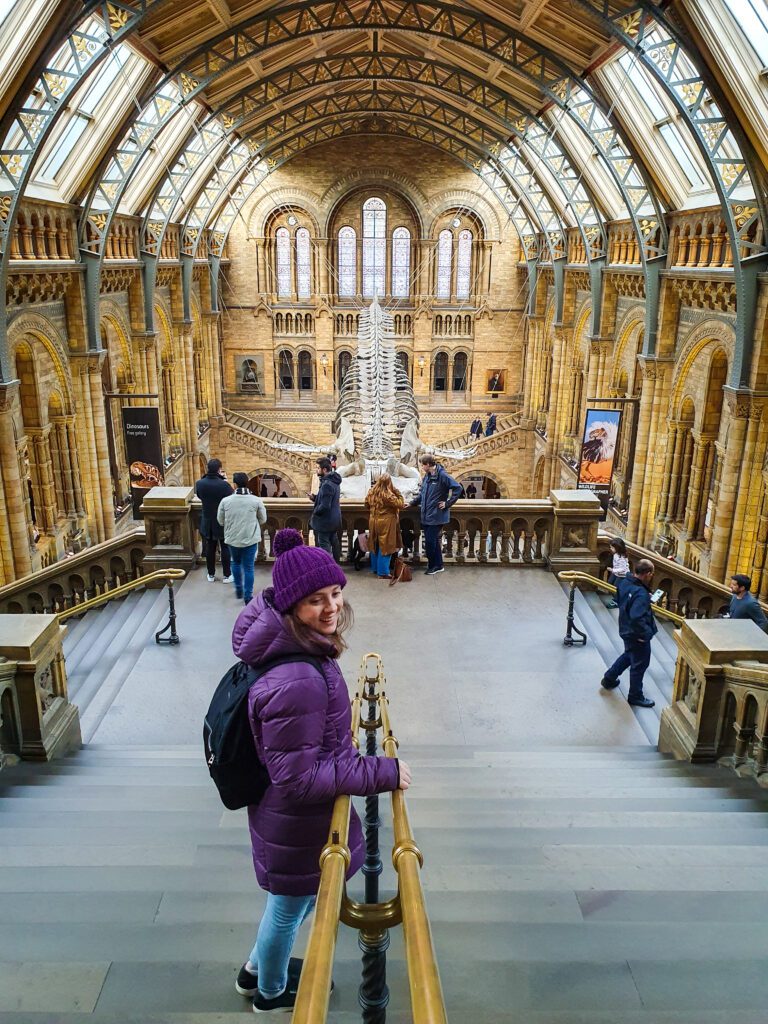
<box><xmin>231</xmin><ymin>528</ymin><xmax>410</xmax><ymax>1013</ymax></box>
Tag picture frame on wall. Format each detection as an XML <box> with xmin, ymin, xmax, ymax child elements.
<box><xmin>486</xmin><ymin>369</ymin><xmax>505</xmax><ymax>393</ymax></box>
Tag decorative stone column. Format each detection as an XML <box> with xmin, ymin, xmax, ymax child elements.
<box><xmin>627</xmin><ymin>360</ymin><xmax>656</xmax><ymax>540</ymax></box>
<box><xmin>726</xmin><ymin>398</ymin><xmax>764</xmax><ymax>578</ymax></box>
<box><xmin>659</xmin><ymin>618</ymin><xmax>768</xmax><ymax>763</ymax></box>
<box><xmin>87</xmin><ymin>352</ymin><xmax>115</xmax><ymax>541</ymax></box>
<box><xmin>548</xmin><ymin>488</ymin><xmax>602</xmax><ymax>575</ymax></box>
<box><xmin>0</xmin><ymin>382</ymin><xmax>32</xmax><ymax>582</ymax></box>
<box><xmin>71</xmin><ymin>354</ymin><xmax>103</xmax><ymax>543</ymax></box>
<box><xmin>140</xmin><ymin>485</ymin><xmax>197</xmax><ymax>576</ymax></box>
<box><xmin>27</xmin><ymin>427</ymin><xmax>57</xmax><ymax>532</ymax></box>
<box><xmin>0</xmin><ymin>614</ymin><xmax>81</xmax><ymax>761</ymax></box>
<box><xmin>709</xmin><ymin>392</ymin><xmax>750</xmax><ymax>582</ymax></box>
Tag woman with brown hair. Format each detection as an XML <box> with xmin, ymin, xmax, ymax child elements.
<box><xmin>365</xmin><ymin>473</ymin><xmax>406</xmax><ymax>579</ymax></box>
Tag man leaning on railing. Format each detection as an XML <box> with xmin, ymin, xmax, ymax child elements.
<box><xmin>726</xmin><ymin>575</ymin><xmax>768</xmax><ymax>631</ymax></box>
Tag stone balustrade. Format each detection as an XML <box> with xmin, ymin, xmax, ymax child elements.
<box><xmin>659</xmin><ymin>618</ymin><xmax>768</xmax><ymax>782</ymax></box>
<box><xmin>608</xmin><ymin>222</ymin><xmax>641</xmax><ymax>265</ymax></box>
<box><xmin>567</xmin><ymin>230</ymin><xmax>587</xmax><ymax>265</ymax></box>
<box><xmin>104</xmin><ymin>216</ymin><xmax>140</xmax><ymax>261</ymax></box>
<box><xmin>8</xmin><ymin>201</ymin><xmax>76</xmax><ymax>261</ymax></box>
<box><xmin>433</xmin><ymin>313</ymin><xmax>473</xmax><ymax>338</ymax></box>
<box><xmin>274</xmin><ymin>311</ymin><xmax>314</xmax><ymax>335</ymax></box>
<box><xmin>0</xmin><ymin>528</ymin><xmax>147</xmax><ymax>615</ymax></box>
<box><xmin>596</xmin><ymin>534</ymin><xmax>733</xmax><ymax>618</ymax></box>
<box><xmin>160</xmin><ymin>225</ymin><xmax>180</xmax><ymax>260</ymax></box>
<box><xmin>669</xmin><ymin>211</ymin><xmax>735</xmax><ymax>269</ymax></box>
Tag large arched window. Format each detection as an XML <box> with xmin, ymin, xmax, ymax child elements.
<box><xmin>436</xmin><ymin>230</ymin><xmax>453</xmax><ymax>299</ymax></box>
<box><xmin>297</xmin><ymin>350</ymin><xmax>313</xmax><ymax>391</ymax></box>
<box><xmin>278</xmin><ymin>349</ymin><xmax>294</xmax><ymax>390</ymax></box>
<box><xmin>453</xmin><ymin>352</ymin><xmax>468</xmax><ymax>391</ymax></box>
<box><xmin>391</xmin><ymin>226</ymin><xmax>411</xmax><ymax>298</ymax></box>
<box><xmin>296</xmin><ymin>228</ymin><xmax>311</xmax><ymax>299</ymax></box>
<box><xmin>433</xmin><ymin>351</ymin><xmax>448</xmax><ymax>392</ymax></box>
<box><xmin>456</xmin><ymin>230</ymin><xmax>473</xmax><ymax>299</ymax></box>
<box><xmin>337</xmin><ymin>350</ymin><xmax>353</xmax><ymax>388</ymax></box>
<box><xmin>362</xmin><ymin>197</ymin><xmax>387</xmax><ymax>297</ymax></box>
<box><xmin>276</xmin><ymin>227</ymin><xmax>291</xmax><ymax>298</ymax></box>
<box><xmin>338</xmin><ymin>226</ymin><xmax>356</xmax><ymax>298</ymax></box>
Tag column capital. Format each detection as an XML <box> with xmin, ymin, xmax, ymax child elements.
<box><xmin>71</xmin><ymin>350</ymin><xmax>106</xmax><ymax>375</ymax></box>
<box><xmin>0</xmin><ymin>380</ymin><xmax>20</xmax><ymax>411</ymax></box>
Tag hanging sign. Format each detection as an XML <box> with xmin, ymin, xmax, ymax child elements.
<box><xmin>577</xmin><ymin>408</ymin><xmax>622</xmax><ymax>493</ymax></box>
<box><xmin>122</xmin><ymin>407</ymin><xmax>165</xmax><ymax>517</ymax></box>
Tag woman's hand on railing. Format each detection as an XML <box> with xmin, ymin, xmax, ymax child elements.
<box><xmin>398</xmin><ymin>760</ymin><xmax>412</xmax><ymax>790</ymax></box>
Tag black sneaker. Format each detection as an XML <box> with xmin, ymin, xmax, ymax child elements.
<box><xmin>601</xmin><ymin>676</ymin><xmax>620</xmax><ymax>690</ymax></box>
<box><xmin>236</xmin><ymin>958</ymin><xmax>303</xmax><ymax>996</ymax></box>
<box><xmin>425</xmin><ymin>567</ymin><xmax>445</xmax><ymax>575</ymax></box>
<box><xmin>235</xmin><ymin>589</ymin><xmax>243</xmax><ymax>599</ymax></box>
<box><xmin>628</xmin><ymin>695</ymin><xmax>655</xmax><ymax>708</ymax></box>
<box><xmin>253</xmin><ymin>984</ymin><xmax>299</xmax><ymax>1014</ymax></box>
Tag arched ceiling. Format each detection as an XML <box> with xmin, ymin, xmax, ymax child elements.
<box><xmin>0</xmin><ymin>0</ymin><xmax>766</xmax><ymax>275</ymax></box>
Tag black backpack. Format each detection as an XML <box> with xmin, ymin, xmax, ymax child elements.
<box><xmin>203</xmin><ymin>654</ymin><xmax>322</xmax><ymax>810</ymax></box>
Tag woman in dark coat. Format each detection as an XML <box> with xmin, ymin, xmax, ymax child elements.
<box><xmin>231</xmin><ymin>528</ymin><xmax>409</xmax><ymax>1013</ymax></box>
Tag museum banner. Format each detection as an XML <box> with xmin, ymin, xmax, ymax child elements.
<box><xmin>122</xmin><ymin>407</ymin><xmax>165</xmax><ymax>517</ymax></box>
<box><xmin>577</xmin><ymin>408</ymin><xmax>622</xmax><ymax>493</ymax></box>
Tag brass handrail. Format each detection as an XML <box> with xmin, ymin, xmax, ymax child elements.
<box><xmin>380</xmin><ymin>695</ymin><xmax>448</xmax><ymax>1024</ymax></box>
<box><xmin>56</xmin><ymin>569</ymin><xmax>186</xmax><ymax>623</ymax></box>
<box><xmin>558</xmin><ymin>570</ymin><xmax>685</xmax><ymax>625</ymax></box>
<box><xmin>291</xmin><ymin>795</ymin><xmax>351</xmax><ymax>1023</ymax></box>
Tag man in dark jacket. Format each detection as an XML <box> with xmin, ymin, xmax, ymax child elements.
<box><xmin>195</xmin><ymin>458</ymin><xmax>233</xmax><ymax>582</ymax></box>
<box><xmin>469</xmin><ymin>417</ymin><xmax>482</xmax><ymax>438</ymax></box>
<box><xmin>728</xmin><ymin>574</ymin><xmax>768</xmax><ymax>631</ymax></box>
<box><xmin>601</xmin><ymin>558</ymin><xmax>658</xmax><ymax>708</ymax></box>
<box><xmin>310</xmin><ymin>457</ymin><xmax>342</xmax><ymax>562</ymax></box>
<box><xmin>409</xmin><ymin>454</ymin><xmax>462</xmax><ymax>575</ymax></box>
<box><xmin>485</xmin><ymin>413</ymin><xmax>497</xmax><ymax>436</ymax></box>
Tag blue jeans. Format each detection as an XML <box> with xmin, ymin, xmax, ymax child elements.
<box><xmin>249</xmin><ymin>893</ymin><xmax>316</xmax><ymax>998</ymax></box>
<box><xmin>370</xmin><ymin>548</ymin><xmax>391</xmax><ymax>577</ymax></box>
<box><xmin>228</xmin><ymin>543</ymin><xmax>258</xmax><ymax>601</ymax></box>
<box><xmin>314</xmin><ymin>530</ymin><xmax>341</xmax><ymax>563</ymax></box>
<box><xmin>604</xmin><ymin>637</ymin><xmax>652</xmax><ymax>700</ymax></box>
<box><xmin>422</xmin><ymin>524</ymin><xmax>444</xmax><ymax>570</ymax></box>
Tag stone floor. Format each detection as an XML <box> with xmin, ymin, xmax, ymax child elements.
<box><xmin>91</xmin><ymin>563</ymin><xmax>648</xmax><ymax>748</ymax></box>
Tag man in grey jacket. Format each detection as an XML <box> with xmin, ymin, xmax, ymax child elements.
<box><xmin>217</xmin><ymin>472</ymin><xmax>267</xmax><ymax>604</ymax></box>
<box><xmin>409</xmin><ymin>454</ymin><xmax>462</xmax><ymax>575</ymax></box>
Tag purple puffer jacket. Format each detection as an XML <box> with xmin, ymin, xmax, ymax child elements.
<box><xmin>232</xmin><ymin>589</ymin><xmax>400</xmax><ymax>896</ymax></box>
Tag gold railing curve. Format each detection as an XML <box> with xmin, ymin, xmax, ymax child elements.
<box><xmin>558</xmin><ymin>570</ymin><xmax>684</xmax><ymax>625</ymax></box>
<box><xmin>56</xmin><ymin>569</ymin><xmax>186</xmax><ymax>622</ymax></box>
<box><xmin>292</xmin><ymin>653</ymin><xmax>447</xmax><ymax>1024</ymax></box>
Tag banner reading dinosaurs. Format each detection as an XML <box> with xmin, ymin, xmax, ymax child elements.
<box><xmin>577</xmin><ymin>408</ymin><xmax>622</xmax><ymax>493</ymax></box>
<box><xmin>122</xmin><ymin>407</ymin><xmax>164</xmax><ymax>517</ymax></box>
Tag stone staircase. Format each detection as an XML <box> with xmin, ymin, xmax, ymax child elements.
<box><xmin>433</xmin><ymin>413</ymin><xmax>521</xmax><ymax>453</ymax></box>
<box><xmin>2</xmin><ymin>739</ymin><xmax>768</xmax><ymax>1021</ymax></box>
<box><xmin>62</xmin><ymin>589</ymin><xmax>172</xmax><ymax>744</ymax></box>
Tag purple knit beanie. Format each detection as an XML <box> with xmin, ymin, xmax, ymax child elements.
<box><xmin>271</xmin><ymin>528</ymin><xmax>347</xmax><ymax>613</ymax></box>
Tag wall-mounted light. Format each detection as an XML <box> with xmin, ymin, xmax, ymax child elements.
<box><xmin>418</xmin><ymin>356</ymin><xmax>426</xmax><ymax>377</ymax></box>
<box><xmin>320</xmin><ymin>353</ymin><xmax>328</xmax><ymax>376</ymax></box>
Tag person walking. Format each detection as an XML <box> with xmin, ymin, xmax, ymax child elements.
<box><xmin>728</xmin><ymin>574</ymin><xmax>768</xmax><ymax>631</ymax></box>
<box><xmin>195</xmin><ymin>458</ymin><xmax>233</xmax><ymax>583</ymax></box>
<box><xmin>365</xmin><ymin>473</ymin><xmax>406</xmax><ymax>579</ymax></box>
<box><xmin>309</xmin><ymin>457</ymin><xmax>342</xmax><ymax>562</ymax></box>
<box><xmin>469</xmin><ymin>417</ymin><xmax>482</xmax><ymax>439</ymax></box>
<box><xmin>230</xmin><ymin>529</ymin><xmax>410</xmax><ymax>1013</ymax></box>
<box><xmin>466</xmin><ymin>482</ymin><xmax>477</xmax><ymax>499</ymax></box>
<box><xmin>606</xmin><ymin>536</ymin><xmax>630</xmax><ymax>608</ymax></box>
<box><xmin>409</xmin><ymin>454</ymin><xmax>462</xmax><ymax>576</ymax></box>
<box><xmin>217</xmin><ymin>472</ymin><xmax>267</xmax><ymax>604</ymax></box>
<box><xmin>601</xmin><ymin>557</ymin><xmax>658</xmax><ymax>708</ymax></box>
<box><xmin>485</xmin><ymin>413</ymin><xmax>497</xmax><ymax>437</ymax></box>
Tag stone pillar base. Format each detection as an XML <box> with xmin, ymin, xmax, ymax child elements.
<box><xmin>140</xmin><ymin>486</ymin><xmax>197</xmax><ymax>579</ymax></box>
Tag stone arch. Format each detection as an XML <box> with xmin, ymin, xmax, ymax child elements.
<box><xmin>8</xmin><ymin>318</ymin><xmax>73</xmax><ymax>417</ymax></box>
<box><xmin>671</xmin><ymin>321</ymin><xmax>736</xmax><ymax>413</ymax></box>
<box><xmin>426</xmin><ymin>188</ymin><xmax>501</xmax><ymax>239</ymax></box>
<box><xmin>247</xmin><ymin>186</ymin><xmax>324</xmax><ymax>238</ymax></box>
<box><xmin>321</xmin><ymin>170</ymin><xmax>429</xmax><ymax>236</ymax></box>
<box><xmin>99</xmin><ymin>303</ymin><xmax>135</xmax><ymax>382</ymax></box>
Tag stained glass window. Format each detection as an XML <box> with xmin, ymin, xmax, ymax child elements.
<box><xmin>362</xmin><ymin>197</ymin><xmax>386</xmax><ymax>297</ymax></box>
<box><xmin>456</xmin><ymin>230</ymin><xmax>473</xmax><ymax>300</ymax></box>
<box><xmin>391</xmin><ymin>226</ymin><xmax>411</xmax><ymax>298</ymax></box>
<box><xmin>276</xmin><ymin>227</ymin><xmax>291</xmax><ymax>298</ymax></box>
<box><xmin>296</xmin><ymin>228</ymin><xmax>311</xmax><ymax>299</ymax></box>
<box><xmin>338</xmin><ymin>226</ymin><xmax>356</xmax><ymax>298</ymax></box>
<box><xmin>436</xmin><ymin>229</ymin><xmax>453</xmax><ymax>299</ymax></box>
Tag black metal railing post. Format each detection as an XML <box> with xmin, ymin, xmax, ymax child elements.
<box><xmin>362</xmin><ymin>676</ymin><xmax>382</xmax><ymax>904</ymax></box>
<box><xmin>155</xmin><ymin>580</ymin><xmax>180</xmax><ymax>645</ymax></box>
<box><xmin>563</xmin><ymin>581</ymin><xmax>588</xmax><ymax>646</ymax></box>
<box><xmin>358</xmin><ymin>927</ymin><xmax>390</xmax><ymax>1024</ymax></box>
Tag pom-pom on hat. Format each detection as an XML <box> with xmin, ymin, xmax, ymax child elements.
<box><xmin>271</xmin><ymin>528</ymin><xmax>346</xmax><ymax>613</ymax></box>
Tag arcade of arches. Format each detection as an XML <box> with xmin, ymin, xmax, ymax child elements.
<box><xmin>1</xmin><ymin>0</ymin><xmax>768</xmax><ymax>599</ymax></box>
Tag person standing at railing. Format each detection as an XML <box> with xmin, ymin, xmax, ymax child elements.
<box><xmin>606</xmin><ymin>537</ymin><xmax>630</xmax><ymax>608</ymax></box>
<box><xmin>409</xmin><ymin>454</ymin><xmax>462</xmax><ymax>576</ymax></box>
<box><xmin>365</xmin><ymin>473</ymin><xmax>406</xmax><ymax>579</ymax></box>
<box><xmin>308</xmin><ymin>457</ymin><xmax>342</xmax><ymax>563</ymax></box>
<box><xmin>600</xmin><ymin>558</ymin><xmax>657</xmax><ymax>709</ymax></box>
<box><xmin>727</xmin><ymin>575</ymin><xmax>768</xmax><ymax>631</ymax></box>
<box><xmin>195</xmin><ymin>458</ymin><xmax>233</xmax><ymax>584</ymax></box>
<box><xmin>217</xmin><ymin>473</ymin><xmax>267</xmax><ymax>605</ymax></box>
<box><xmin>230</xmin><ymin>528</ymin><xmax>411</xmax><ymax>1014</ymax></box>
